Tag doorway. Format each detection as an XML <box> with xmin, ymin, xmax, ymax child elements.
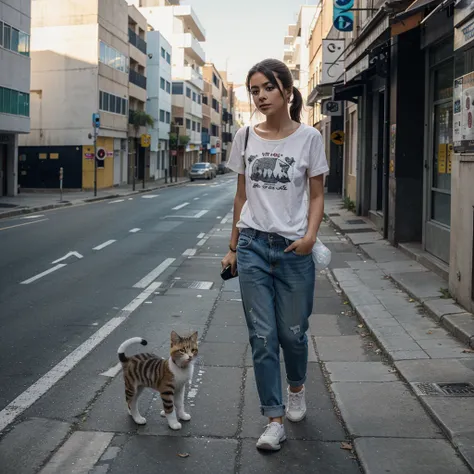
<box><xmin>0</xmin><ymin>144</ymin><xmax>7</xmax><ymax>196</ymax></box>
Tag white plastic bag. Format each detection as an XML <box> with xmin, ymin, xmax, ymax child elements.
<box><xmin>312</xmin><ymin>238</ymin><xmax>331</xmax><ymax>271</ymax></box>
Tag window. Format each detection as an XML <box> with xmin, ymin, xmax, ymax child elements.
<box><xmin>166</xmin><ymin>81</ymin><xmax>171</xmax><ymax>94</ymax></box>
<box><xmin>3</xmin><ymin>24</ymin><xmax>11</xmax><ymax>50</ymax></box>
<box><xmin>211</xmin><ymin>124</ymin><xmax>219</xmax><ymax>136</ymax></box>
<box><xmin>197</xmin><ymin>123</ymin><xmax>201</xmax><ymax>133</ymax></box>
<box><xmin>212</xmin><ymin>73</ymin><xmax>220</xmax><ymax>88</ymax></box>
<box><xmin>99</xmin><ymin>90</ymin><xmax>128</xmax><ymax>116</ymax></box>
<box><xmin>186</xmin><ymin>118</ymin><xmax>191</xmax><ymax>129</ymax></box>
<box><xmin>161</xmin><ymin>47</ymin><xmax>166</xmax><ymax>59</ymax></box>
<box><xmin>0</xmin><ymin>22</ymin><xmax>3</xmax><ymax>48</ymax></box>
<box><xmin>192</xmin><ymin>121</ymin><xmax>196</xmax><ymax>131</ymax></box>
<box><xmin>166</xmin><ymin>52</ymin><xmax>171</xmax><ymax>64</ymax></box>
<box><xmin>0</xmin><ymin>21</ymin><xmax>30</xmax><ymax>56</ymax></box>
<box><xmin>0</xmin><ymin>86</ymin><xmax>29</xmax><ymax>116</ymax></box>
<box><xmin>186</xmin><ymin>87</ymin><xmax>191</xmax><ymax>98</ymax></box>
<box><xmin>198</xmin><ymin>94</ymin><xmax>201</xmax><ymax>105</ymax></box>
<box><xmin>11</xmin><ymin>27</ymin><xmax>19</xmax><ymax>53</ymax></box>
<box><xmin>99</xmin><ymin>41</ymin><xmax>128</xmax><ymax>73</ymax></box>
<box><xmin>202</xmin><ymin>95</ymin><xmax>208</xmax><ymax>105</ymax></box>
<box><xmin>160</xmin><ymin>109</ymin><xmax>165</xmax><ymax>122</ymax></box>
<box><xmin>174</xmin><ymin>117</ymin><xmax>183</xmax><ymax>126</ymax></box>
<box><xmin>160</xmin><ymin>77</ymin><xmax>165</xmax><ymax>90</ymax></box>
<box><xmin>192</xmin><ymin>92</ymin><xmax>197</xmax><ymax>102</ymax></box>
<box><xmin>166</xmin><ymin>111</ymin><xmax>170</xmax><ymax>124</ymax></box>
<box><xmin>212</xmin><ymin>98</ymin><xmax>220</xmax><ymax>112</ymax></box>
<box><xmin>172</xmin><ymin>82</ymin><xmax>183</xmax><ymax>94</ymax></box>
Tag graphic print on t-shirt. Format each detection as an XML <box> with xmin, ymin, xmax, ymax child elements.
<box><xmin>248</xmin><ymin>152</ymin><xmax>295</xmax><ymax>189</ymax></box>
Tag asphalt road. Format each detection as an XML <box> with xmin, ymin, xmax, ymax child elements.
<box><xmin>0</xmin><ymin>175</ymin><xmax>236</xmax><ymax>411</ymax></box>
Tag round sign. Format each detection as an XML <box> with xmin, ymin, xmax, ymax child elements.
<box><xmin>96</xmin><ymin>147</ymin><xmax>106</xmax><ymax>160</ymax></box>
<box><xmin>331</xmin><ymin>130</ymin><xmax>345</xmax><ymax>145</ymax></box>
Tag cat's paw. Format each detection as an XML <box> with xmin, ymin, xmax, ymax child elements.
<box><xmin>132</xmin><ymin>415</ymin><xmax>147</xmax><ymax>425</ymax></box>
<box><xmin>168</xmin><ymin>421</ymin><xmax>182</xmax><ymax>430</ymax></box>
<box><xmin>178</xmin><ymin>412</ymin><xmax>191</xmax><ymax>421</ymax></box>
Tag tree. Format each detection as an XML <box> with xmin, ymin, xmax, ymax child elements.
<box><xmin>128</xmin><ymin>110</ymin><xmax>155</xmax><ymax>189</ymax></box>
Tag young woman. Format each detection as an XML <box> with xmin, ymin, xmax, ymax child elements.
<box><xmin>221</xmin><ymin>59</ymin><xmax>328</xmax><ymax>451</ymax></box>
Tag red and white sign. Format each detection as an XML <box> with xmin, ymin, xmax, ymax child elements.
<box><xmin>171</xmin><ymin>150</ymin><xmax>177</xmax><ymax>156</ymax></box>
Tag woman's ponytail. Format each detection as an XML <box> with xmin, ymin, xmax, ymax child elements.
<box><xmin>290</xmin><ymin>86</ymin><xmax>303</xmax><ymax>123</ymax></box>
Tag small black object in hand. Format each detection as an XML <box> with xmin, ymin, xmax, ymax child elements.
<box><xmin>220</xmin><ymin>264</ymin><xmax>238</xmax><ymax>281</ymax></box>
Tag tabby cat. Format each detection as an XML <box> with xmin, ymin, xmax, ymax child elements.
<box><xmin>117</xmin><ymin>330</ymin><xmax>198</xmax><ymax>430</ymax></box>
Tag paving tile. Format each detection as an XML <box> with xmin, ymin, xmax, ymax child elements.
<box><xmin>325</xmin><ymin>362</ymin><xmax>398</xmax><ymax>382</ymax></box>
<box><xmin>329</xmin><ymin>252</ymin><xmax>364</xmax><ymax>269</ymax></box>
<box><xmin>309</xmin><ymin>313</ymin><xmax>359</xmax><ymax>337</ymax></box>
<box><xmin>198</xmin><ymin>341</ymin><xmax>247</xmax><ymax>366</ymax></box>
<box><xmin>355</xmin><ymin>438</ymin><xmax>471</xmax><ymax>474</ymax></box>
<box><xmin>239</xmin><ymin>439</ymin><xmax>360</xmax><ymax>474</ymax></box>
<box><xmin>313</xmin><ymin>296</ymin><xmax>350</xmax><ymax>314</ymax></box>
<box><xmin>241</xmin><ymin>365</ymin><xmax>345</xmax><ymax>441</ymax></box>
<box><xmin>416</xmin><ymin>337</ymin><xmax>466</xmax><ymax>350</ymax></box>
<box><xmin>426</xmin><ymin>347</ymin><xmax>474</xmax><ymax>359</ymax></box>
<box><xmin>395</xmin><ymin>359</ymin><xmax>474</xmax><ymax>383</ymax></box>
<box><xmin>378</xmin><ymin>260</ymin><xmax>430</xmax><ymax>274</ymax></box>
<box><xmin>420</xmin><ymin>396</ymin><xmax>474</xmax><ymax>439</ymax></box>
<box><xmin>332</xmin><ymin>382</ymin><xmax>443</xmax><ymax>438</ymax></box>
<box><xmin>360</xmin><ymin>242</ymin><xmax>410</xmax><ymax>263</ymax></box>
<box><xmin>347</xmin><ymin>261</ymin><xmax>380</xmax><ymax>270</ymax></box>
<box><xmin>347</xmin><ymin>232</ymin><xmax>383</xmax><ymax>245</ymax></box>
<box><xmin>390</xmin><ymin>350</ymin><xmax>430</xmax><ymax>360</ymax></box>
<box><xmin>376</xmin><ymin>335</ymin><xmax>422</xmax><ymax>352</ymax></box>
<box><xmin>204</xmin><ymin>325</ymin><xmax>249</xmax><ymax>343</ymax></box>
<box><xmin>315</xmin><ymin>335</ymin><xmax>381</xmax><ymax>362</ymax></box>
<box><xmin>442</xmin><ymin>313</ymin><xmax>474</xmax><ymax>346</ymax></box>
<box><xmin>0</xmin><ymin>418</ymin><xmax>71</xmax><ymax>474</ymax></box>
<box><xmin>108</xmin><ymin>436</ymin><xmax>237</xmax><ymax>474</ymax></box>
<box><xmin>391</xmin><ymin>271</ymin><xmax>447</xmax><ymax>301</ymax></box>
<box><xmin>424</xmin><ymin>298</ymin><xmax>467</xmax><ymax>321</ymax></box>
<box><xmin>343</xmin><ymin>288</ymin><xmax>380</xmax><ymax>307</ymax></box>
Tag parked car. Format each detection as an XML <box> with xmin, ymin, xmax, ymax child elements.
<box><xmin>217</xmin><ymin>161</ymin><xmax>228</xmax><ymax>174</ymax></box>
<box><xmin>189</xmin><ymin>162</ymin><xmax>214</xmax><ymax>181</ymax></box>
<box><xmin>209</xmin><ymin>163</ymin><xmax>217</xmax><ymax>178</ymax></box>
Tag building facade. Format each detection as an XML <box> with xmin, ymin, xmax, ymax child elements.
<box><xmin>203</xmin><ymin>63</ymin><xmax>223</xmax><ymax>163</ymax></box>
<box><xmin>146</xmin><ymin>30</ymin><xmax>172</xmax><ymax>180</ymax></box>
<box><xmin>20</xmin><ymin>0</ymin><xmax>130</xmax><ymax>190</ymax></box>
<box><xmin>0</xmin><ymin>0</ymin><xmax>31</xmax><ymax>196</ymax></box>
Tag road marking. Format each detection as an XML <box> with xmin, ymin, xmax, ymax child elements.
<box><xmin>100</xmin><ymin>362</ymin><xmax>122</xmax><ymax>378</ymax></box>
<box><xmin>217</xmin><ymin>216</ymin><xmax>222</xmax><ymax>219</ymax></box>
<box><xmin>142</xmin><ymin>195</ymin><xmax>159</xmax><ymax>199</ymax></box>
<box><xmin>0</xmin><ymin>281</ymin><xmax>161</xmax><ymax>433</ymax></box>
<box><xmin>197</xmin><ymin>238</ymin><xmax>207</xmax><ymax>246</ymax></box>
<box><xmin>221</xmin><ymin>217</ymin><xmax>228</xmax><ymax>224</ymax></box>
<box><xmin>129</xmin><ymin>228</ymin><xmax>141</xmax><ymax>233</ymax></box>
<box><xmin>203</xmin><ymin>193</ymin><xmax>208</xmax><ymax>196</ymax></box>
<box><xmin>163</xmin><ymin>210</ymin><xmax>209</xmax><ymax>219</ymax></box>
<box><xmin>183</xmin><ymin>248</ymin><xmax>196</xmax><ymax>256</ymax></box>
<box><xmin>93</xmin><ymin>240</ymin><xmax>116</xmax><ymax>251</ymax></box>
<box><xmin>109</xmin><ymin>199</ymin><xmax>125</xmax><ymax>204</ymax></box>
<box><xmin>133</xmin><ymin>258</ymin><xmax>175</xmax><ymax>289</ymax></box>
<box><xmin>0</xmin><ymin>218</ymin><xmax>48</xmax><ymax>232</ymax></box>
<box><xmin>172</xmin><ymin>202</ymin><xmax>189</xmax><ymax>210</ymax></box>
<box><xmin>22</xmin><ymin>214</ymin><xmax>45</xmax><ymax>219</ymax></box>
<box><xmin>197</xmin><ymin>233</ymin><xmax>205</xmax><ymax>238</ymax></box>
<box><xmin>193</xmin><ymin>197</ymin><xmax>199</xmax><ymax>201</ymax></box>
<box><xmin>51</xmin><ymin>251</ymin><xmax>83</xmax><ymax>264</ymax></box>
<box><xmin>20</xmin><ymin>264</ymin><xmax>67</xmax><ymax>285</ymax></box>
<box><xmin>194</xmin><ymin>210</ymin><xmax>208</xmax><ymax>218</ymax></box>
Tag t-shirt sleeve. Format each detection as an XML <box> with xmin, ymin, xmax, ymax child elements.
<box><xmin>226</xmin><ymin>127</ymin><xmax>246</xmax><ymax>175</ymax></box>
<box><xmin>308</xmin><ymin>131</ymin><xmax>329</xmax><ymax>178</ymax></box>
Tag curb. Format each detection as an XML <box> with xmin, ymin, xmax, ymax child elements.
<box><xmin>0</xmin><ymin>179</ymin><xmax>189</xmax><ymax>220</ymax></box>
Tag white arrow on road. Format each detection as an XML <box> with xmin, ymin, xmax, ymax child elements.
<box><xmin>52</xmin><ymin>251</ymin><xmax>84</xmax><ymax>264</ymax></box>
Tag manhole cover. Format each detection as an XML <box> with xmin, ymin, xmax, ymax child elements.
<box><xmin>0</xmin><ymin>203</ymin><xmax>19</xmax><ymax>208</ymax></box>
<box><xmin>346</xmin><ymin>219</ymin><xmax>367</xmax><ymax>225</ymax></box>
<box><xmin>411</xmin><ymin>382</ymin><xmax>474</xmax><ymax>397</ymax></box>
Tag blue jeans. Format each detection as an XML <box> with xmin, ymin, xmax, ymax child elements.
<box><xmin>237</xmin><ymin>228</ymin><xmax>315</xmax><ymax>418</ymax></box>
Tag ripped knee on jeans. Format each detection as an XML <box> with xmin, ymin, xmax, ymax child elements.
<box><xmin>255</xmin><ymin>333</ymin><xmax>267</xmax><ymax>347</ymax></box>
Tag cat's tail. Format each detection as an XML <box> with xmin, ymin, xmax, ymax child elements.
<box><xmin>118</xmin><ymin>337</ymin><xmax>148</xmax><ymax>363</ymax></box>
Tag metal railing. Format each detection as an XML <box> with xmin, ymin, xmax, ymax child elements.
<box><xmin>128</xmin><ymin>28</ymin><xmax>147</xmax><ymax>55</ymax></box>
<box><xmin>129</xmin><ymin>69</ymin><xmax>147</xmax><ymax>90</ymax></box>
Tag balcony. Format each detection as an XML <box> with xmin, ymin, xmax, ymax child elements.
<box><xmin>174</xmin><ymin>65</ymin><xmax>204</xmax><ymax>91</ymax></box>
<box><xmin>173</xmin><ymin>5</ymin><xmax>206</xmax><ymax>41</ymax></box>
<box><xmin>176</xmin><ymin>33</ymin><xmax>205</xmax><ymax>66</ymax></box>
<box><xmin>129</xmin><ymin>28</ymin><xmax>147</xmax><ymax>55</ymax></box>
<box><xmin>129</xmin><ymin>69</ymin><xmax>147</xmax><ymax>90</ymax></box>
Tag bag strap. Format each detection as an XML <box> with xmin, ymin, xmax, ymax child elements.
<box><xmin>241</xmin><ymin>126</ymin><xmax>250</xmax><ymax>168</ymax></box>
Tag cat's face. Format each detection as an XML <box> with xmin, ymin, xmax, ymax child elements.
<box><xmin>170</xmin><ymin>330</ymin><xmax>198</xmax><ymax>368</ymax></box>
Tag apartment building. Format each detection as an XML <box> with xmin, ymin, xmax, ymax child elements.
<box><xmin>20</xmin><ymin>0</ymin><xmax>130</xmax><ymax>190</ymax></box>
<box><xmin>219</xmin><ymin>71</ymin><xmax>235</xmax><ymax>162</ymax></box>
<box><xmin>138</xmin><ymin>0</ymin><xmax>206</xmax><ymax>176</ymax></box>
<box><xmin>127</xmin><ymin>4</ymin><xmax>149</xmax><ymax>184</ymax></box>
<box><xmin>0</xmin><ymin>0</ymin><xmax>31</xmax><ymax>196</ymax></box>
<box><xmin>203</xmin><ymin>63</ymin><xmax>223</xmax><ymax>164</ymax></box>
<box><xmin>283</xmin><ymin>24</ymin><xmax>300</xmax><ymax>88</ymax></box>
<box><xmin>146</xmin><ymin>30</ymin><xmax>172</xmax><ymax>180</ymax></box>
<box><xmin>201</xmin><ymin>80</ymin><xmax>211</xmax><ymax>161</ymax></box>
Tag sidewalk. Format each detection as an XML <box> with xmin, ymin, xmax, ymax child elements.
<box><xmin>324</xmin><ymin>194</ymin><xmax>474</xmax><ymax>471</ymax></box>
<box><xmin>1</xmin><ymin>215</ymin><xmax>470</xmax><ymax>473</ymax></box>
<box><xmin>0</xmin><ymin>177</ymin><xmax>190</xmax><ymax>220</ymax></box>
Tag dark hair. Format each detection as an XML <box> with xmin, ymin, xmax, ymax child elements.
<box><xmin>246</xmin><ymin>58</ymin><xmax>303</xmax><ymax>123</ymax></box>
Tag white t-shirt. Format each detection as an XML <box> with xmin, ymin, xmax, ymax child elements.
<box><xmin>227</xmin><ymin>123</ymin><xmax>329</xmax><ymax>240</ymax></box>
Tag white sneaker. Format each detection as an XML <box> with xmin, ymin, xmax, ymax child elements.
<box><xmin>286</xmin><ymin>386</ymin><xmax>307</xmax><ymax>422</ymax></box>
<box><xmin>256</xmin><ymin>422</ymin><xmax>286</xmax><ymax>451</ymax></box>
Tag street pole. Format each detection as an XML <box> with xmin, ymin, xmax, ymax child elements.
<box><xmin>132</xmin><ymin>138</ymin><xmax>136</xmax><ymax>192</ymax></box>
<box><xmin>93</xmin><ymin>126</ymin><xmax>97</xmax><ymax>197</ymax></box>
<box><xmin>59</xmin><ymin>167</ymin><xmax>63</xmax><ymax>202</ymax></box>
<box><xmin>142</xmin><ymin>136</ymin><xmax>145</xmax><ymax>190</ymax></box>
<box><xmin>175</xmin><ymin>125</ymin><xmax>179</xmax><ymax>183</ymax></box>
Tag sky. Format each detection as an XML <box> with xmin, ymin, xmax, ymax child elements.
<box><xmin>181</xmin><ymin>0</ymin><xmax>318</xmax><ymax>99</ymax></box>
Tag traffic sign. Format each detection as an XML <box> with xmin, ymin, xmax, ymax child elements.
<box><xmin>331</xmin><ymin>130</ymin><xmax>345</xmax><ymax>145</ymax></box>
<box><xmin>96</xmin><ymin>147</ymin><xmax>106</xmax><ymax>160</ymax></box>
<box><xmin>141</xmin><ymin>134</ymin><xmax>151</xmax><ymax>148</ymax></box>
<box><xmin>333</xmin><ymin>0</ymin><xmax>354</xmax><ymax>32</ymax></box>
<box><xmin>92</xmin><ymin>113</ymin><xmax>100</xmax><ymax>129</ymax></box>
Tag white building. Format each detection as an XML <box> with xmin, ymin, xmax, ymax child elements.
<box><xmin>138</xmin><ymin>0</ymin><xmax>206</xmax><ymax>174</ymax></box>
<box><xmin>0</xmin><ymin>0</ymin><xmax>31</xmax><ymax>196</ymax></box>
<box><xmin>146</xmin><ymin>30</ymin><xmax>172</xmax><ymax>180</ymax></box>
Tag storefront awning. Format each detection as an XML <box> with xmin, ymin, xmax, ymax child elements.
<box><xmin>307</xmin><ymin>83</ymin><xmax>334</xmax><ymax>107</ymax></box>
<box><xmin>332</xmin><ymin>81</ymin><xmax>365</xmax><ymax>103</ymax></box>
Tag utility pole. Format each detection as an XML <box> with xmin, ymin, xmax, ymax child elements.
<box><xmin>92</xmin><ymin>113</ymin><xmax>100</xmax><ymax>197</ymax></box>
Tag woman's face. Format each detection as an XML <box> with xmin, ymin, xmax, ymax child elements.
<box><xmin>249</xmin><ymin>72</ymin><xmax>290</xmax><ymax>117</ymax></box>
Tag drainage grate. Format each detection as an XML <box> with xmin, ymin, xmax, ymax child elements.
<box><xmin>346</xmin><ymin>219</ymin><xmax>367</xmax><ymax>225</ymax></box>
<box><xmin>411</xmin><ymin>382</ymin><xmax>474</xmax><ymax>397</ymax></box>
<box><xmin>328</xmin><ymin>213</ymin><xmax>340</xmax><ymax>217</ymax></box>
<box><xmin>169</xmin><ymin>280</ymin><xmax>214</xmax><ymax>290</ymax></box>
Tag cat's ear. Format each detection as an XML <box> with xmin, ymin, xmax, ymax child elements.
<box><xmin>190</xmin><ymin>331</ymin><xmax>198</xmax><ymax>343</ymax></box>
<box><xmin>170</xmin><ymin>330</ymin><xmax>180</xmax><ymax>345</ymax></box>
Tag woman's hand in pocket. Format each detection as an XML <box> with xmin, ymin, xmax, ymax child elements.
<box><xmin>284</xmin><ymin>235</ymin><xmax>315</xmax><ymax>256</ymax></box>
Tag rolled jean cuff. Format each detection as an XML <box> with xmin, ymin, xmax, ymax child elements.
<box><xmin>260</xmin><ymin>404</ymin><xmax>285</xmax><ymax>418</ymax></box>
<box><xmin>287</xmin><ymin>375</ymin><xmax>307</xmax><ymax>387</ymax></box>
